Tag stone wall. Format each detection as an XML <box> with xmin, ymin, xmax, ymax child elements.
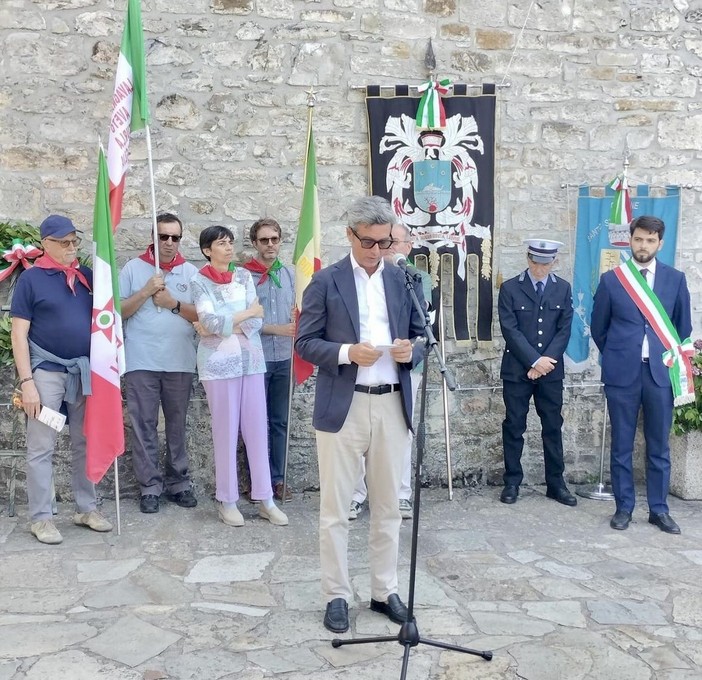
<box><xmin>2</xmin><ymin>0</ymin><xmax>702</xmax><ymax>501</ymax></box>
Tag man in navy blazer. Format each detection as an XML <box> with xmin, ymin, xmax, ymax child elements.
<box><xmin>591</xmin><ymin>215</ymin><xmax>691</xmax><ymax>534</ymax></box>
<box><xmin>498</xmin><ymin>239</ymin><xmax>576</xmax><ymax>507</ymax></box>
<box><xmin>296</xmin><ymin>196</ymin><xmax>425</xmax><ymax>634</ymax></box>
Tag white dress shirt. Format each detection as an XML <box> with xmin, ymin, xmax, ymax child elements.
<box><xmin>338</xmin><ymin>254</ymin><xmax>399</xmax><ymax>386</ymax></box>
<box><xmin>635</xmin><ymin>258</ymin><xmax>656</xmax><ymax>360</ymax></box>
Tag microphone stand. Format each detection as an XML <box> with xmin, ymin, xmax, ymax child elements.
<box><xmin>331</xmin><ymin>263</ymin><xmax>493</xmax><ymax>677</ymax></box>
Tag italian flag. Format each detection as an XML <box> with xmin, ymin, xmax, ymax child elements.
<box><xmin>292</xmin><ymin>115</ymin><xmax>322</xmax><ymax>384</ymax></box>
<box><xmin>107</xmin><ymin>0</ymin><xmax>148</xmax><ymax>230</ymax></box>
<box><xmin>609</xmin><ymin>174</ymin><xmax>632</xmax><ymax>227</ymax></box>
<box><xmin>84</xmin><ymin>147</ymin><xmax>126</xmax><ymax>483</ymax></box>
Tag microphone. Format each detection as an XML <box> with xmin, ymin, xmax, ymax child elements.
<box><xmin>392</xmin><ymin>253</ymin><xmax>408</xmax><ymax>270</ymax></box>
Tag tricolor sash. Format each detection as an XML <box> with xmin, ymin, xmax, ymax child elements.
<box><xmin>613</xmin><ymin>259</ymin><xmax>695</xmax><ymax>405</ymax></box>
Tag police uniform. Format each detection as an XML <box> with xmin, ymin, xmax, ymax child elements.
<box><xmin>497</xmin><ymin>240</ymin><xmax>575</xmax><ymax>505</ymax></box>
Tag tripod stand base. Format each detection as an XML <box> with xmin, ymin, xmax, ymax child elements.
<box><xmin>577</xmin><ymin>483</ymin><xmax>615</xmax><ymax>501</ymax></box>
<box><xmin>331</xmin><ymin>618</ymin><xmax>493</xmax><ymax>664</ymax></box>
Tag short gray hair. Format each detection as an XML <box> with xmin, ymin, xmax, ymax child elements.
<box><xmin>346</xmin><ymin>196</ymin><xmax>396</xmax><ymax>230</ymax></box>
<box><xmin>391</xmin><ymin>222</ymin><xmax>411</xmax><ymax>240</ymax></box>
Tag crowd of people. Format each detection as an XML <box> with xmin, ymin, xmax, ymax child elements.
<box><xmin>9</xmin><ymin>197</ymin><xmax>691</xmax><ymax>633</ymax></box>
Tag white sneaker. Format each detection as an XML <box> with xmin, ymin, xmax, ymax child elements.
<box><xmin>348</xmin><ymin>500</ymin><xmax>364</xmax><ymax>521</ymax></box>
<box><xmin>30</xmin><ymin>520</ymin><xmax>63</xmax><ymax>544</ymax></box>
<box><xmin>218</xmin><ymin>503</ymin><xmax>244</xmax><ymax>527</ymax></box>
<box><xmin>73</xmin><ymin>510</ymin><xmax>113</xmax><ymax>532</ymax></box>
<box><xmin>259</xmin><ymin>503</ymin><xmax>288</xmax><ymax>526</ymax></box>
<box><xmin>399</xmin><ymin>498</ymin><xmax>413</xmax><ymax>520</ymax></box>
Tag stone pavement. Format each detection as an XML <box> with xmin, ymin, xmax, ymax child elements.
<box><xmin>1</xmin><ymin>486</ymin><xmax>701</xmax><ymax>680</ymax></box>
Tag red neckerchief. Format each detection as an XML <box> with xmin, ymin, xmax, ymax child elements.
<box><xmin>242</xmin><ymin>257</ymin><xmax>283</xmax><ymax>287</ymax></box>
<box><xmin>199</xmin><ymin>264</ymin><xmax>233</xmax><ymax>284</ymax></box>
<box><xmin>137</xmin><ymin>244</ymin><xmax>186</xmax><ymax>272</ymax></box>
<box><xmin>33</xmin><ymin>254</ymin><xmax>91</xmax><ymax>295</ymax></box>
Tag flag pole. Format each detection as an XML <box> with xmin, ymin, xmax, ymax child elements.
<box><xmin>113</xmin><ymin>459</ymin><xmax>122</xmax><ymax>535</ymax></box>
<box><xmin>145</xmin><ymin>125</ymin><xmax>162</xmax><ymax>287</ymax></box>
<box><xmin>282</xmin><ymin>343</ymin><xmax>295</xmax><ymax>502</ymax></box>
<box><xmin>438</xmin><ymin>300</ymin><xmax>453</xmax><ymax>500</ymax></box>
<box><xmin>282</xmin><ymin>86</ymin><xmax>318</xmax><ymax>502</ymax></box>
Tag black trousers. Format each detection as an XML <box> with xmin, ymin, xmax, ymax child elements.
<box><xmin>501</xmin><ymin>378</ymin><xmax>566</xmax><ymax>489</ymax></box>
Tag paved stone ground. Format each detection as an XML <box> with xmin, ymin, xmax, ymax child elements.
<box><xmin>1</xmin><ymin>486</ymin><xmax>701</xmax><ymax>680</ymax></box>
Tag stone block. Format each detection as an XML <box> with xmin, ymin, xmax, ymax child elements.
<box><xmin>475</xmin><ymin>29</ymin><xmax>514</xmax><ymax>50</ymax></box>
<box><xmin>670</xmin><ymin>431</ymin><xmax>702</xmax><ymax>500</ymax></box>
<box><xmin>630</xmin><ymin>7</ymin><xmax>680</xmax><ymax>31</ymax></box>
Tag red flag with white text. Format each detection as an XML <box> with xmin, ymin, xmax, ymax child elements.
<box><xmin>107</xmin><ymin>0</ymin><xmax>148</xmax><ymax>231</ymax></box>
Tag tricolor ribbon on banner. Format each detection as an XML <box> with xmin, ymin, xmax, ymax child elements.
<box><xmin>0</xmin><ymin>239</ymin><xmax>42</xmax><ymax>282</ymax></box>
<box><xmin>416</xmin><ymin>78</ymin><xmax>451</xmax><ymax>129</ymax></box>
<box><xmin>609</xmin><ymin>174</ymin><xmax>632</xmax><ymax>226</ymax></box>
<box><xmin>614</xmin><ymin>259</ymin><xmax>695</xmax><ymax>405</ymax></box>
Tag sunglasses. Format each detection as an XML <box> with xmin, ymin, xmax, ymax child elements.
<box><xmin>158</xmin><ymin>234</ymin><xmax>182</xmax><ymax>243</ymax></box>
<box><xmin>45</xmin><ymin>237</ymin><xmax>81</xmax><ymax>249</ymax></box>
<box><xmin>350</xmin><ymin>230</ymin><xmax>393</xmax><ymax>250</ymax></box>
<box><xmin>257</xmin><ymin>236</ymin><xmax>280</xmax><ymax>245</ymax></box>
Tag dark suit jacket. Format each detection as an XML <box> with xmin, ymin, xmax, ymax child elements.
<box><xmin>591</xmin><ymin>260</ymin><xmax>692</xmax><ymax>388</ymax></box>
<box><xmin>498</xmin><ymin>271</ymin><xmax>573</xmax><ymax>382</ymax></box>
<box><xmin>295</xmin><ymin>255</ymin><xmax>426</xmax><ymax>433</ymax></box>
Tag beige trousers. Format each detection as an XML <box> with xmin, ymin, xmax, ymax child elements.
<box><xmin>316</xmin><ymin>390</ymin><xmax>408</xmax><ymax>604</ymax></box>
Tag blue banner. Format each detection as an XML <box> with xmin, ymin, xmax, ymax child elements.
<box><xmin>565</xmin><ymin>185</ymin><xmax>680</xmax><ymax>369</ymax></box>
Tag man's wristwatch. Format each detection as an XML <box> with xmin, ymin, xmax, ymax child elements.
<box><xmin>171</xmin><ymin>301</ymin><xmax>181</xmax><ymax>314</ymax></box>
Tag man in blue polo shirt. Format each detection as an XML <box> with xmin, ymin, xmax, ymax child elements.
<box><xmin>119</xmin><ymin>212</ymin><xmax>200</xmax><ymax>514</ymax></box>
<box><xmin>10</xmin><ymin>214</ymin><xmax>113</xmax><ymax>545</ymax></box>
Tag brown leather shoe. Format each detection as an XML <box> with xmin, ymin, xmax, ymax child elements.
<box><xmin>273</xmin><ymin>482</ymin><xmax>293</xmax><ymax>503</ymax></box>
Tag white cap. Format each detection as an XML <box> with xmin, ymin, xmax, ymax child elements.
<box><xmin>523</xmin><ymin>238</ymin><xmax>564</xmax><ymax>264</ymax></box>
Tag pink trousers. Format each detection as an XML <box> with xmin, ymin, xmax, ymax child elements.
<box><xmin>202</xmin><ymin>374</ymin><xmax>273</xmax><ymax>503</ymax></box>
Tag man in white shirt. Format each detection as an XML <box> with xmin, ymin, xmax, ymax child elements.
<box><xmin>296</xmin><ymin>197</ymin><xmax>426</xmax><ymax>634</ymax></box>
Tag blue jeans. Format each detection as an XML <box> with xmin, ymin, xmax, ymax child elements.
<box><xmin>265</xmin><ymin>360</ymin><xmax>291</xmax><ymax>484</ymax></box>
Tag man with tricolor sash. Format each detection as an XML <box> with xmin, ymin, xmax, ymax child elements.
<box><xmin>592</xmin><ymin>215</ymin><xmax>692</xmax><ymax>534</ymax></box>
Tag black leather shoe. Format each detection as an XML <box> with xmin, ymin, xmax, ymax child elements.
<box><xmin>166</xmin><ymin>489</ymin><xmax>197</xmax><ymax>508</ymax></box>
<box><xmin>323</xmin><ymin>598</ymin><xmax>349</xmax><ymax>633</ymax></box>
<box><xmin>546</xmin><ymin>487</ymin><xmax>577</xmax><ymax>507</ymax></box>
<box><xmin>610</xmin><ymin>510</ymin><xmax>632</xmax><ymax>530</ymax></box>
<box><xmin>500</xmin><ymin>485</ymin><xmax>519</xmax><ymax>504</ymax></box>
<box><xmin>140</xmin><ymin>494</ymin><xmax>159</xmax><ymax>514</ymax></box>
<box><xmin>648</xmin><ymin>512</ymin><xmax>681</xmax><ymax>534</ymax></box>
<box><xmin>370</xmin><ymin>593</ymin><xmax>409</xmax><ymax>624</ymax></box>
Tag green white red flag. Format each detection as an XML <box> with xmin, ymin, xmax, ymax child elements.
<box><xmin>416</xmin><ymin>78</ymin><xmax>451</xmax><ymax>129</ymax></box>
<box><xmin>292</xmin><ymin>115</ymin><xmax>322</xmax><ymax>384</ymax></box>
<box><xmin>609</xmin><ymin>174</ymin><xmax>632</xmax><ymax>227</ymax></box>
<box><xmin>107</xmin><ymin>0</ymin><xmax>148</xmax><ymax>230</ymax></box>
<box><xmin>84</xmin><ymin>147</ymin><xmax>126</xmax><ymax>483</ymax></box>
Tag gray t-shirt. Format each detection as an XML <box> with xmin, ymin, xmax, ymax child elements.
<box><xmin>119</xmin><ymin>257</ymin><xmax>199</xmax><ymax>374</ymax></box>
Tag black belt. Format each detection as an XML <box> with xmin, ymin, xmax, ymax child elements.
<box><xmin>354</xmin><ymin>383</ymin><xmax>401</xmax><ymax>395</ymax></box>
<box><xmin>642</xmin><ymin>357</ymin><xmax>649</xmax><ymax>363</ymax></box>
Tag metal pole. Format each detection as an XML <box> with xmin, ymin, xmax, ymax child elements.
<box><xmin>281</xmin><ymin>351</ymin><xmax>294</xmax><ymax>503</ymax></box>
<box><xmin>438</xmin><ymin>301</ymin><xmax>453</xmax><ymax>500</ymax></box>
<box><xmin>577</xmin><ymin>394</ymin><xmax>614</xmax><ymax>501</ymax></box>
<box><xmin>114</xmin><ymin>458</ymin><xmax>122</xmax><ymax>535</ymax></box>
<box><xmin>144</xmin><ymin>126</ymin><xmax>161</xmax><ymax>307</ymax></box>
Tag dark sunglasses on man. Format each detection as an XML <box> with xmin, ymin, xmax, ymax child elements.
<box><xmin>350</xmin><ymin>230</ymin><xmax>393</xmax><ymax>250</ymax></box>
<box><xmin>158</xmin><ymin>234</ymin><xmax>182</xmax><ymax>243</ymax></box>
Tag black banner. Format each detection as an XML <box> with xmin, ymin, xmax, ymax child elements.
<box><xmin>366</xmin><ymin>85</ymin><xmax>496</xmax><ymax>341</ymax></box>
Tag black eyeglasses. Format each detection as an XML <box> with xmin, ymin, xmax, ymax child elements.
<box><xmin>350</xmin><ymin>230</ymin><xmax>394</xmax><ymax>250</ymax></box>
<box><xmin>257</xmin><ymin>236</ymin><xmax>280</xmax><ymax>245</ymax></box>
<box><xmin>158</xmin><ymin>234</ymin><xmax>182</xmax><ymax>243</ymax></box>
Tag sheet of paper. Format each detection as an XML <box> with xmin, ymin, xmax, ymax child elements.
<box><xmin>37</xmin><ymin>405</ymin><xmax>67</xmax><ymax>432</ymax></box>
